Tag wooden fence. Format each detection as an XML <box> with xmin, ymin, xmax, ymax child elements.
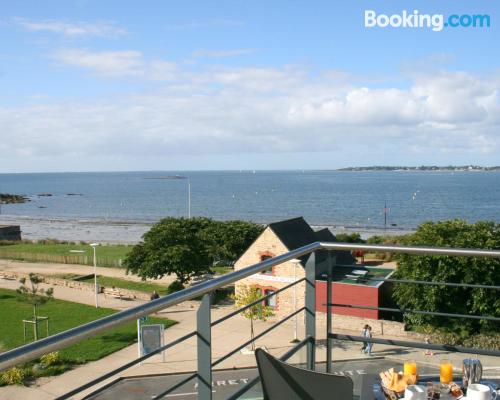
<box><xmin>0</xmin><ymin>251</ymin><xmax>123</xmax><ymax>268</ymax></box>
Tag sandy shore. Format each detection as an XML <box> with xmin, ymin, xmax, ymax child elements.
<box><xmin>0</xmin><ymin>215</ymin><xmax>152</xmax><ymax>244</ymax></box>
<box><xmin>0</xmin><ymin>215</ymin><xmax>415</xmax><ymax>244</ymax></box>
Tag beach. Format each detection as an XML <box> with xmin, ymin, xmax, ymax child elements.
<box><xmin>0</xmin><ymin>215</ymin><xmax>415</xmax><ymax>244</ymax></box>
<box><xmin>0</xmin><ymin>215</ymin><xmax>152</xmax><ymax>244</ymax></box>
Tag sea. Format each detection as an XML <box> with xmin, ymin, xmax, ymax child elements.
<box><xmin>0</xmin><ymin>170</ymin><xmax>499</xmax><ymax>242</ymax></box>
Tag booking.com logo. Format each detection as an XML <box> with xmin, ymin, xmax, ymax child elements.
<box><xmin>365</xmin><ymin>10</ymin><xmax>491</xmax><ymax>31</ymax></box>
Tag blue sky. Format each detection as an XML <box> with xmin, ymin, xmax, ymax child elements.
<box><xmin>1</xmin><ymin>0</ymin><xmax>499</xmax><ymax>172</ymax></box>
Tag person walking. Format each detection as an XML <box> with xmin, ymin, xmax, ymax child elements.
<box><xmin>363</xmin><ymin>325</ymin><xmax>373</xmax><ymax>356</ymax></box>
<box><xmin>150</xmin><ymin>290</ymin><xmax>160</xmax><ymax>301</ymax></box>
<box><xmin>361</xmin><ymin>324</ymin><xmax>369</xmax><ymax>352</ymax></box>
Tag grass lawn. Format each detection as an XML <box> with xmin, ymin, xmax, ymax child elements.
<box><xmin>0</xmin><ymin>242</ymin><xmax>132</xmax><ymax>267</ymax></box>
<box><xmin>80</xmin><ymin>275</ymin><xmax>170</xmax><ymax>296</ymax></box>
<box><xmin>0</xmin><ymin>288</ymin><xmax>175</xmax><ymax>363</ymax></box>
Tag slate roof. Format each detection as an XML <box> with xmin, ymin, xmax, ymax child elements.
<box><xmin>267</xmin><ymin>217</ymin><xmax>355</xmax><ymax>266</ymax></box>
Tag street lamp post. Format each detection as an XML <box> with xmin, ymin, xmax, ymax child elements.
<box><xmin>90</xmin><ymin>243</ymin><xmax>100</xmax><ymax>308</ymax></box>
<box><xmin>187</xmin><ymin>178</ymin><xmax>191</xmax><ymax>219</ymax></box>
<box><xmin>290</xmin><ymin>258</ymin><xmax>301</xmax><ymax>343</ymax></box>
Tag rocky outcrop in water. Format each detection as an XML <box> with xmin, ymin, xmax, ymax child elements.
<box><xmin>0</xmin><ymin>193</ymin><xmax>29</xmax><ymax>204</ymax></box>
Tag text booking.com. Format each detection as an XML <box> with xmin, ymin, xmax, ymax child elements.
<box><xmin>365</xmin><ymin>10</ymin><xmax>491</xmax><ymax>31</ymax></box>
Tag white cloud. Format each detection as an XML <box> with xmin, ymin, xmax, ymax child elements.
<box><xmin>14</xmin><ymin>18</ymin><xmax>126</xmax><ymax>37</ymax></box>
<box><xmin>51</xmin><ymin>48</ymin><xmax>179</xmax><ymax>80</ymax></box>
<box><xmin>52</xmin><ymin>49</ymin><xmax>144</xmax><ymax>77</ymax></box>
<box><xmin>1</xmin><ymin>65</ymin><xmax>499</xmax><ymax>170</ymax></box>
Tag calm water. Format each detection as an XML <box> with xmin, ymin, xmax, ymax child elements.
<box><xmin>1</xmin><ymin>171</ymin><xmax>499</xmax><ymax>229</ymax></box>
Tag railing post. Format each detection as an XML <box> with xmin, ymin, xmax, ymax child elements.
<box><xmin>305</xmin><ymin>251</ymin><xmax>316</xmax><ymax>370</ymax></box>
<box><xmin>197</xmin><ymin>294</ymin><xmax>212</xmax><ymax>399</ymax></box>
<box><xmin>326</xmin><ymin>252</ymin><xmax>335</xmax><ymax>373</ymax></box>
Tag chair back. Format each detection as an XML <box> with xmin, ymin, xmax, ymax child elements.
<box><xmin>255</xmin><ymin>348</ymin><xmax>353</xmax><ymax>400</ymax></box>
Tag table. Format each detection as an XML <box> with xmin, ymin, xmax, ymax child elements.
<box><xmin>359</xmin><ymin>374</ymin><xmax>500</xmax><ymax>399</ymax></box>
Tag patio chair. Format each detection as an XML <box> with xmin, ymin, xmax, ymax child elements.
<box><xmin>255</xmin><ymin>348</ymin><xmax>354</xmax><ymax>400</ymax></box>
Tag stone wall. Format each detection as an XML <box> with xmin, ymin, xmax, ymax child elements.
<box><xmin>0</xmin><ymin>225</ymin><xmax>21</xmax><ymax>241</ymax></box>
<box><xmin>0</xmin><ymin>271</ymin><xmax>150</xmax><ymax>301</ymax></box>
<box><xmin>316</xmin><ymin>311</ymin><xmax>426</xmax><ymax>340</ymax></box>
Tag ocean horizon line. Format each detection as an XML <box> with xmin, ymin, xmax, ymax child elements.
<box><xmin>2</xmin><ymin>167</ymin><xmax>500</xmax><ymax>175</ymax></box>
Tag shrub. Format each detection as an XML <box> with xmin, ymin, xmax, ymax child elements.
<box><xmin>1</xmin><ymin>367</ymin><xmax>25</xmax><ymax>385</ymax></box>
<box><xmin>167</xmin><ymin>280</ymin><xmax>185</xmax><ymax>294</ymax></box>
<box><xmin>40</xmin><ymin>352</ymin><xmax>60</xmax><ymax>367</ymax></box>
<box><xmin>462</xmin><ymin>334</ymin><xmax>500</xmax><ymax>350</ymax></box>
<box><xmin>335</xmin><ymin>233</ymin><xmax>365</xmax><ymax>243</ymax></box>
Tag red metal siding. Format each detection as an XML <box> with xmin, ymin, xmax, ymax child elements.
<box><xmin>316</xmin><ymin>280</ymin><xmax>380</xmax><ymax>319</ymax></box>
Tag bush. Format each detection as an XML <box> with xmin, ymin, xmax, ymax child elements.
<box><xmin>335</xmin><ymin>233</ymin><xmax>365</xmax><ymax>243</ymax></box>
<box><xmin>427</xmin><ymin>329</ymin><xmax>500</xmax><ymax>351</ymax></box>
<box><xmin>167</xmin><ymin>280</ymin><xmax>185</xmax><ymax>294</ymax></box>
<box><xmin>394</xmin><ymin>220</ymin><xmax>500</xmax><ymax>335</ymax></box>
<box><xmin>40</xmin><ymin>352</ymin><xmax>60</xmax><ymax>367</ymax></box>
<box><xmin>365</xmin><ymin>234</ymin><xmax>411</xmax><ymax>261</ymax></box>
<box><xmin>463</xmin><ymin>334</ymin><xmax>500</xmax><ymax>350</ymax></box>
<box><xmin>1</xmin><ymin>367</ymin><xmax>25</xmax><ymax>385</ymax></box>
<box><xmin>32</xmin><ymin>364</ymin><xmax>70</xmax><ymax>378</ymax></box>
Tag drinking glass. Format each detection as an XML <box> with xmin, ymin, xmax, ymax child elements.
<box><xmin>404</xmin><ymin>360</ymin><xmax>417</xmax><ymax>376</ymax></box>
<box><xmin>440</xmin><ymin>359</ymin><xmax>453</xmax><ymax>384</ymax></box>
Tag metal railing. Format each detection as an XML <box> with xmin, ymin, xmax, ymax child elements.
<box><xmin>0</xmin><ymin>241</ymin><xmax>499</xmax><ymax>400</ymax></box>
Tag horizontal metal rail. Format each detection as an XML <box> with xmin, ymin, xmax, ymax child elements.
<box><xmin>151</xmin><ymin>372</ymin><xmax>198</xmax><ymax>400</ymax></box>
<box><xmin>330</xmin><ymin>333</ymin><xmax>500</xmax><ymax>357</ymax></box>
<box><xmin>320</xmin><ymin>242</ymin><xmax>500</xmax><ymax>258</ymax></box>
<box><xmin>354</xmin><ymin>277</ymin><xmax>500</xmax><ymax>290</ymax></box>
<box><xmin>57</xmin><ymin>330</ymin><xmax>198</xmax><ymax>400</ymax></box>
<box><xmin>61</xmin><ymin>281</ymin><xmax>305</xmax><ymax>399</ymax></box>
<box><xmin>327</xmin><ymin>303</ymin><xmax>500</xmax><ymax>322</ymax></box>
<box><xmin>212</xmin><ymin>307</ymin><xmax>305</xmax><ymax>367</ymax></box>
<box><xmin>1</xmin><ymin>241</ymin><xmax>499</xmax><ymax>371</ymax></box>
<box><xmin>212</xmin><ymin>278</ymin><xmax>305</xmax><ymax>326</ymax></box>
<box><xmin>227</xmin><ymin>336</ymin><xmax>312</xmax><ymax>400</ymax></box>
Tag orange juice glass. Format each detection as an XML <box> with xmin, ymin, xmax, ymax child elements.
<box><xmin>440</xmin><ymin>359</ymin><xmax>453</xmax><ymax>384</ymax></box>
<box><xmin>404</xmin><ymin>360</ymin><xmax>417</xmax><ymax>376</ymax></box>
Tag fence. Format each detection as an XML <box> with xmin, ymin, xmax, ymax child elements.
<box><xmin>0</xmin><ymin>251</ymin><xmax>123</xmax><ymax>268</ymax></box>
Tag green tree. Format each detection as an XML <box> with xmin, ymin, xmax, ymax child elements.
<box><xmin>125</xmin><ymin>217</ymin><xmax>263</xmax><ymax>286</ymax></box>
<box><xmin>203</xmin><ymin>220</ymin><xmax>264</xmax><ymax>264</ymax></box>
<box><xmin>393</xmin><ymin>220</ymin><xmax>500</xmax><ymax>336</ymax></box>
<box><xmin>233</xmin><ymin>285</ymin><xmax>274</xmax><ymax>351</ymax></box>
<box><xmin>16</xmin><ymin>273</ymin><xmax>54</xmax><ymax>341</ymax></box>
<box><xmin>125</xmin><ymin>217</ymin><xmax>213</xmax><ymax>285</ymax></box>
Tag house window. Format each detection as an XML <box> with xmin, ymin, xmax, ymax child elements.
<box><xmin>264</xmin><ymin>290</ymin><xmax>277</xmax><ymax>308</ymax></box>
<box><xmin>260</xmin><ymin>254</ymin><xmax>273</xmax><ymax>275</ymax></box>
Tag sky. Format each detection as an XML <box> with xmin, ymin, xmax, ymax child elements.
<box><xmin>0</xmin><ymin>0</ymin><xmax>499</xmax><ymax>172</ymax></box>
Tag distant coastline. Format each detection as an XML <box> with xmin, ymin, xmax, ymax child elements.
<box><xmin>337</xmin><ymin>165</ymin><xmax>500</xmax><ymax>172</ymax></box>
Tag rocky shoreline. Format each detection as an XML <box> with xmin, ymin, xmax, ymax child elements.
<box><xmin>0</xmin><ymin>193</ymin><xmax>30</xmax><ymax>204</ymax></box>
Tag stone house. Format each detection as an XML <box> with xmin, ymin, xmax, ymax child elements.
<box><xmin>234</xmin><ymin>217</ymin><xmax>355</xmax><ymax>319</ymax></box>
